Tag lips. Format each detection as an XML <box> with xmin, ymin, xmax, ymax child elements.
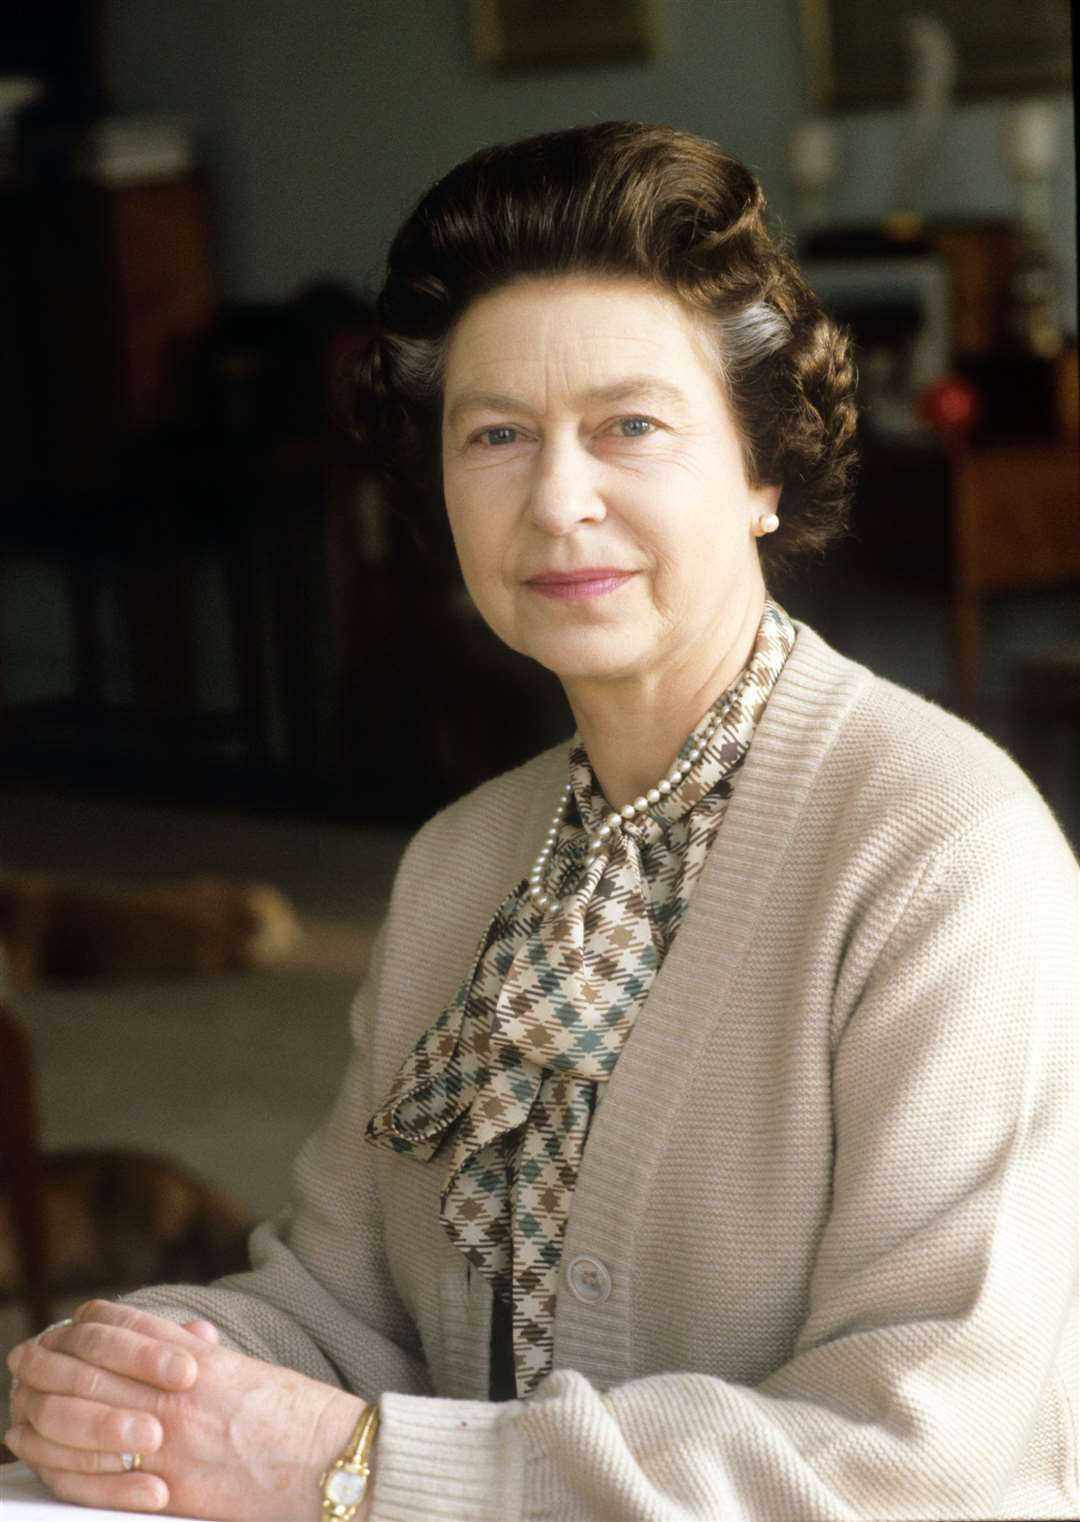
<box><xmin>525</xmin><ymin>567</ymin><xmax>637</xmax><ymax>602</ymax></box>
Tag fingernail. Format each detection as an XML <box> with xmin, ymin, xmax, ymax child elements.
<box><xmin>142</xmin><ymin>1477</ymin><xmax>169</xmax><ymax>1511</ymax></box>
<box><xmin>161</xmin><ymin>1352</ymin><xmax>195</xmax><ymax>1386</ymax></box>
<box><xmin>4</xmin><ymin>1425</ymin><xmax>22</xmax><ymax>1452</ymax></box>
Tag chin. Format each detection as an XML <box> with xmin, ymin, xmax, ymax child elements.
<box><xmin>519</xmin><ymin>633</ymin><xmax>649</xmax><ymax>685</ymax></box>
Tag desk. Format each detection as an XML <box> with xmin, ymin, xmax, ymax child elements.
<box><xmin>949</xmin><ymin>441</ymin><xmax>1080</xmax><ymax>705</ymax></box>
<box><xmin>0</xmin><ymin>1463</ymin><xmax>211</xmax><ymax>1521</ymax></box>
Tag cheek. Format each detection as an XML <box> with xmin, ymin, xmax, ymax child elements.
<box><xmin>647</xmin><ymin>516</ymin><xmax>734</xmax><ymax>612</ymax></box>
<box><xmin>443</xmin><ymin>476</ymin><xmax>479</xmax><ymax>553</ymax></box>
<box><xmin>445</xmin><ymin>498</ymin><xmax>509</xmax><ymax>601</ymax></box>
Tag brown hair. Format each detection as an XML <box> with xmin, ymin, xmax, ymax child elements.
<box><xmin>351</xmin><ymin>121</ymin><xmax>857</xmax><ymax>572</ymax></box>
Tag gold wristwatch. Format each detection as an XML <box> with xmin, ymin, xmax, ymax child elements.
<box><xmin>319</xmin><ymin>1404</ymin><xmax>380</xmax><ymax>1521</ymax></box>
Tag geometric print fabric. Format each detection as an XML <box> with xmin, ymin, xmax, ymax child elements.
<box><xmin>366</xmin><ymin>600</ymin><xmax>795</xmax><ymax>1395</ymax></box>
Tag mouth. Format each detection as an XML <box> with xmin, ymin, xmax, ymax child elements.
<box><xmin>525</xmin><ymin>568</ymin><xmax>637</xmax><ymax>602</ymax></box>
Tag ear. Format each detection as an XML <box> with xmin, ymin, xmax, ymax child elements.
<box><xmin>753</xmin><ymin>482</ymin><xmax>782</xmax><ymax>514</ymax></box>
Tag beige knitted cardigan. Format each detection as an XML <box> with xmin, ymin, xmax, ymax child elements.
<box><xmin>128</xmin><ymin>624</ymin><xmax>1078</xmax><ymax>1522</ymax></box>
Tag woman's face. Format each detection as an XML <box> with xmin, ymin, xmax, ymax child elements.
<box><xmin>440</xmin><ymin>275</ymin><xmax>778</xmax><ymax>692</ymax></box>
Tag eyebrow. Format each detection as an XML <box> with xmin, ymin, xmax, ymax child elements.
<box><xmin>444</xmin><ymin>377</ymin><xmax>693</xmax><ymax>428</ymax></box>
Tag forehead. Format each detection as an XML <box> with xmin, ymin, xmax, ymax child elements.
<box><xmin>442</xmin><ymin>274</ymin><xmax>721</xmax><ymax>403</ymax></box>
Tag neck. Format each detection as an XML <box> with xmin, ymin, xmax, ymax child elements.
<box><xmin>563</xmin><ymin>583</ymin><xmax>767</xmax><ymax>810</ymax></box>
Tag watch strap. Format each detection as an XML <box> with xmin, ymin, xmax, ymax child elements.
<box><xmin>319</xmin><ymin>1404</ymin><xmax>380</xmax><ymax>1522</ymax></box>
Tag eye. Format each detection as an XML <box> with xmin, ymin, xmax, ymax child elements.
<box><xmin>473</xmin><ymin>425</ymin><xmax>520</xmax><ymax>447</ymax></box>
<box><xmin>610</xmin><ymin>416</ymin><xmax>657</xmax><ymax>438</ymax></box>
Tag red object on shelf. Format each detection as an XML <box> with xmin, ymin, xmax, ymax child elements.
<box><xmin>919</xmin><ymin>375</ymin><xmax>983</xmax><ymax>438</ymax></box>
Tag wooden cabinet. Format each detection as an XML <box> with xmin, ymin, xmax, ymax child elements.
<box><xmin>2</xmin><ymin>170</ymin><xmax>216</xmax><ymax>491</ymax></box>
<box><xmin>950</xmin><ymin>441</ymin><xmax>1080</xmax><ymax>705</ymax></box>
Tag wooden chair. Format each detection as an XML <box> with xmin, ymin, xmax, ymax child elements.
<box><xmin>0</xmin><ymin>998</ymin><xmax>52</xmax><ymax>1334</ymax></box>
<box><xmin>950</xmin><ymin>442</ymin><xmax>1080</xmax><ymax>710</ymax></box>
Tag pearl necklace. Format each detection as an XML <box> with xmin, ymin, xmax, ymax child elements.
<box><xmin>527</xmin><ymin>704</ymin><xmax>727</xmax><ymax>915</ymax></box>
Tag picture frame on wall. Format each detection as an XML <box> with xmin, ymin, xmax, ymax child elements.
<box><xmin>469</xmin><ymin>0</ymin><xmax>664</xmax><ymax>72</ymax></box>
<box><xmin>799</xmin><ymin>0</ymin><xmax>1071</xmax><ymax>111</ymax></box>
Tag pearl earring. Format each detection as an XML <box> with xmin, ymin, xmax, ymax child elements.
<box><xmin>756</xmin><ymin>512</ymin><xmax>780</xmax><ymax>536</ymax></box>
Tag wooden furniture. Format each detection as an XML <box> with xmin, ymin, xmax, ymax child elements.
<box><xmin>0</xmin><ymin>1000</ymin><xmax>52</xmax><ymax>1334</ymax></box>
<box><xmin>1</xmin><ymin>169</ymin><xmax>220</xmax><ymax>751</ymax></box>
<box><xmin>950</xmin><ymin>442</ymin><xmax>1080</xmax><ymax>708</ymax></box>
<box><xmin>3</xmin><ymin>170</ymin><xmax>216</xmax><ymax>490</ymax></box>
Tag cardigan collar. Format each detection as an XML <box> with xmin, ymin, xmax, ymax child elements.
<box><xmin>550</xmin><ymin>621</ymin><xmax>872</xmax><ymax>1387</ymax></box>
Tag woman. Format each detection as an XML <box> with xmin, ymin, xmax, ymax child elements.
<box><xmin>6</xmin><ymin>122</ymin><xmax>1077</xmax><ymax>1522</ymax></box>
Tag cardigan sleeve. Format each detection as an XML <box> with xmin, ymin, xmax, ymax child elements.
<box><xmin>367</xmin><ymin>792</ymin><xmax>1078</xmax><ymax>1522</ymax></box>
<box><xmin>121</xmin><ymin>922</ymin><xmax>431</xmax><ymax>1402</ymax></box>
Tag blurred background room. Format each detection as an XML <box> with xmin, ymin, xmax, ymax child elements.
<box><xmin>0</xmin><ymin>0</ymin><xmax>1076</xmax><ymax>1389</ymax></box>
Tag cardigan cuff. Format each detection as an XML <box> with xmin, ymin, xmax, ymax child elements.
<box><xmin>370</xmin><ymin>1391</ymin><xmax>526</xmax><ymax>1522</ymax></box>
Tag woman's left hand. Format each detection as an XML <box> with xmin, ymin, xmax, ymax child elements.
<box><xmin>5</xmin><ymin>1300</ymin><xmax>367</xmax><ymax>1519</ymax></box>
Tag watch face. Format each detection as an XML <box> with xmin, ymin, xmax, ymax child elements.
<box><xmin>327</xmin><ymin>1469</ymin><xmax>365</xmax><ymax>1508</ymax></box>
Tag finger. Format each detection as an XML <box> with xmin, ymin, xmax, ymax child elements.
<box><xmin>37</xmin><ymin>1465</ymin><xmax>168</xmax><ymax>1514</ymax></box>
<box><xmin>75</xmin><ymin>1299</ymin><xmax>209</xmax><ymax>1352</ymax></box>
<box><xmin>5</xmin><ymin>1423</ymin><xmax>130</xmax><ymax>1475</ymax></box>
<box><xmin>6</xmin><ymin>1335</ymin><xmax>36</xmax><ymax>1378</ymax></box>
<box><xmin>10</xmin><ymin>1340</ymin><xmax>174</xmax><ymax>1415</ymax></box>
<box><xmin>37</xmin><ymin>1320</ymin><xmax>197</xmax><ymax>1392</ymax></box>
<box><xmin>21</xmin><ymin>1390</ymin><xmax>162</xmax><ymax>1455</ymax></box>
<box><xmin>8</xmin><ymin>1370</ymin><xmax>27</xmax><ymax>1424</ymax></box>
<box><xmin>182</xmin><ymin>1319</ymin><xmax>221</xmax><ymax>1344</ymax></box>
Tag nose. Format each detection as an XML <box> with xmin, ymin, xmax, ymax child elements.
<box><xmin>526</xmin><ymin>436</ymin><xmax>606</xmax><ymax>536</ymax></box>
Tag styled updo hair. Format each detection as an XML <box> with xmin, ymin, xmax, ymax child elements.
<box><xmin>351</xmin><ymin>121</ymin><xmax>857</xmax><ymax>571</ymax></box>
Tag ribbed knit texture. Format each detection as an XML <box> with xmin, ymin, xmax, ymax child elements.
<box><xmin>125</xmin><ymin>624</ymin><xmax>1078</xmax><ymax>1521</ymax></box>
<box><xmin>366</xmin><ymin>600</ymin><xmax>795</xmax><ymax>1399</ymax></box>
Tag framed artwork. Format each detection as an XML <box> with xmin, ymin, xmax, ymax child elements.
<box><xmin>469</xmin><ymin>0</ymin><xmax>664</xmax><ymax>72</ymax></box>
<box><xmin>803</xmin><ymin>256</ymin><xmax>951</xmax><ymax>439</ymax></box>
<box><xmin>799</xmin><ymin>0</ymin><xmax>1072</xmax><ymax>111</ymax></box>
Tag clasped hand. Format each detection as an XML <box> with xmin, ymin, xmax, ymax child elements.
<box><xmin>5</xmin><ymin>1301</ymin><xmax>367</xmax><ymax>1519</ymax></box>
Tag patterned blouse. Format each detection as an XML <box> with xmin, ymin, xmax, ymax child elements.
<box><xmin>367</xmin><ymin>600</ymin><xmax>796</xmax><ymax>1396</ymax></box>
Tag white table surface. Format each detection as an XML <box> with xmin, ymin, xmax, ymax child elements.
<box><xmin>0</xmin><ymin>1462</ymin><xmax>212</xmax><ymax>1521</ymax></box>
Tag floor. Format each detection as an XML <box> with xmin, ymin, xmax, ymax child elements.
<box><xmin>1</xmin><ymin>784</ymin><xmax>410</xmax><ymax>1363</ymax></box>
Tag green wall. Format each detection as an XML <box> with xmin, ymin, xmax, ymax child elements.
<box><xmin>104</xmin><ymin>0</ymin><xmax>1075</xmax><ymax>327</ymax></box>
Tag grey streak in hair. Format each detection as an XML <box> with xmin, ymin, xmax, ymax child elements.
<box><xmin>708</xmin><ymin>300</ymin><xmax>792</xmax><ymax>376</ymax></box>
<box><xmin>387</xmin><ymin>333</ymin><xmax>444</xmax><ymax>400</ymax></box>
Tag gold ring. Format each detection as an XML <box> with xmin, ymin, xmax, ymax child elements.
<box><xmin>121</xmin><ymin>1452</ymin><xmax>142</xmax><ymax>1473</ymax></box>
